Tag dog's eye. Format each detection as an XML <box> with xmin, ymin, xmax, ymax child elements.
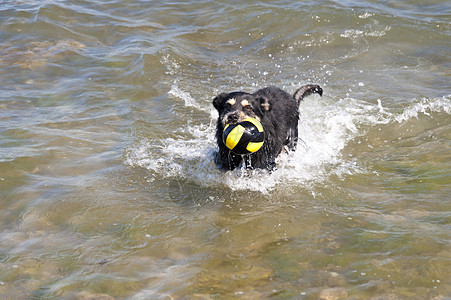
<box><xmin>243</xmin><ymin>105</ymin><xmax>253</xmax><ymax>110</ymax></box>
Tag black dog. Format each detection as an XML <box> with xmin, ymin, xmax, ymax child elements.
<box><xmin>213</xmin><ymin>84</ymin><xmax>323</xmax><ymax>170</ymax></box>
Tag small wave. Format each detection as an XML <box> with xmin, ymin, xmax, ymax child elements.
<box><xmin>394</xmin><ymin>95</ymin><xmax>451</xmax><ymax>123</ymax></box>
<box><xmin>340</xmin><ymin>26</ymin><xmax>391</xmax><ymax>38</ymax></box>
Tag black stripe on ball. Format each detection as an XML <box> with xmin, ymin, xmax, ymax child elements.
<box><xmin>223</xmin><ymin>119</ymin><xmax>265</xmax><ymax>155</ymax></box>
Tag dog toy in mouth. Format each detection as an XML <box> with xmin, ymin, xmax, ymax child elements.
<box><xmin>223</xmin><ymin>118</ymin><xmax>265</xmax><ymax>155</ymax></box>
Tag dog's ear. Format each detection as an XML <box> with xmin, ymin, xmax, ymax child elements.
<box><xmin>258</xmin><ymin>96</ymin><xmax>272</xmax><ymax>112</ymax></box>
<box><xmin>213</xmin><ymin>93</ymin><xmax>228</xmax><ymax>111</ymax></box>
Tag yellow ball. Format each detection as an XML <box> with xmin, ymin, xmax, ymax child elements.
<box><xmin>223</xmin><ymin>118</ymin><xmax>265</xmax><ymax>155</ymax></box>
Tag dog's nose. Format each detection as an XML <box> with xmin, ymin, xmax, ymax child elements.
<box><xmin>227</xmin><ymin>113</ymin><xmax>239</xmax><ymax>124</ymax></box>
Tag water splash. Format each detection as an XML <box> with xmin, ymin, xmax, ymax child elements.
<box><xmin>169</xmin><ymin>84</ymin><xmax>199</xmax><ymax>110</ymax></box>
<box><xmin>126</xmin><ymin>87</ymin><xmax>450</xmax><ymax>193</ymax></box>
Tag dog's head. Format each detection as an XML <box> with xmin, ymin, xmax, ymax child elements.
<box><xmin>213</xmin><ymin>92</ymin><xmax>271</xmax><ymax>128</ymax></box>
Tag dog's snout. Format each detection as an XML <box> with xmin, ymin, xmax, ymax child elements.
<box><xmin>227</xmin><ymin>113</ymin><xmax>240</xmax><ymax>124</ymax></box>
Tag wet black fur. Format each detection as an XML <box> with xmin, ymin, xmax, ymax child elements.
<box><xmin>213</xmin><ymin>84</ymin><xmax>323</xmax><ymax>170</ymax></box>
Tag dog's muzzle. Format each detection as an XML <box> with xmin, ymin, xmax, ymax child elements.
<box><xmin>226</xmin><ymin>112</ymin><xmax>240</xmax><ymax>124</ymax></box>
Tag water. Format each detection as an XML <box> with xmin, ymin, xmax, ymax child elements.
<box><xmin>0</xmin><ymin>0</ymin><xmax>450</xmax><ymax>299</ymax></box>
